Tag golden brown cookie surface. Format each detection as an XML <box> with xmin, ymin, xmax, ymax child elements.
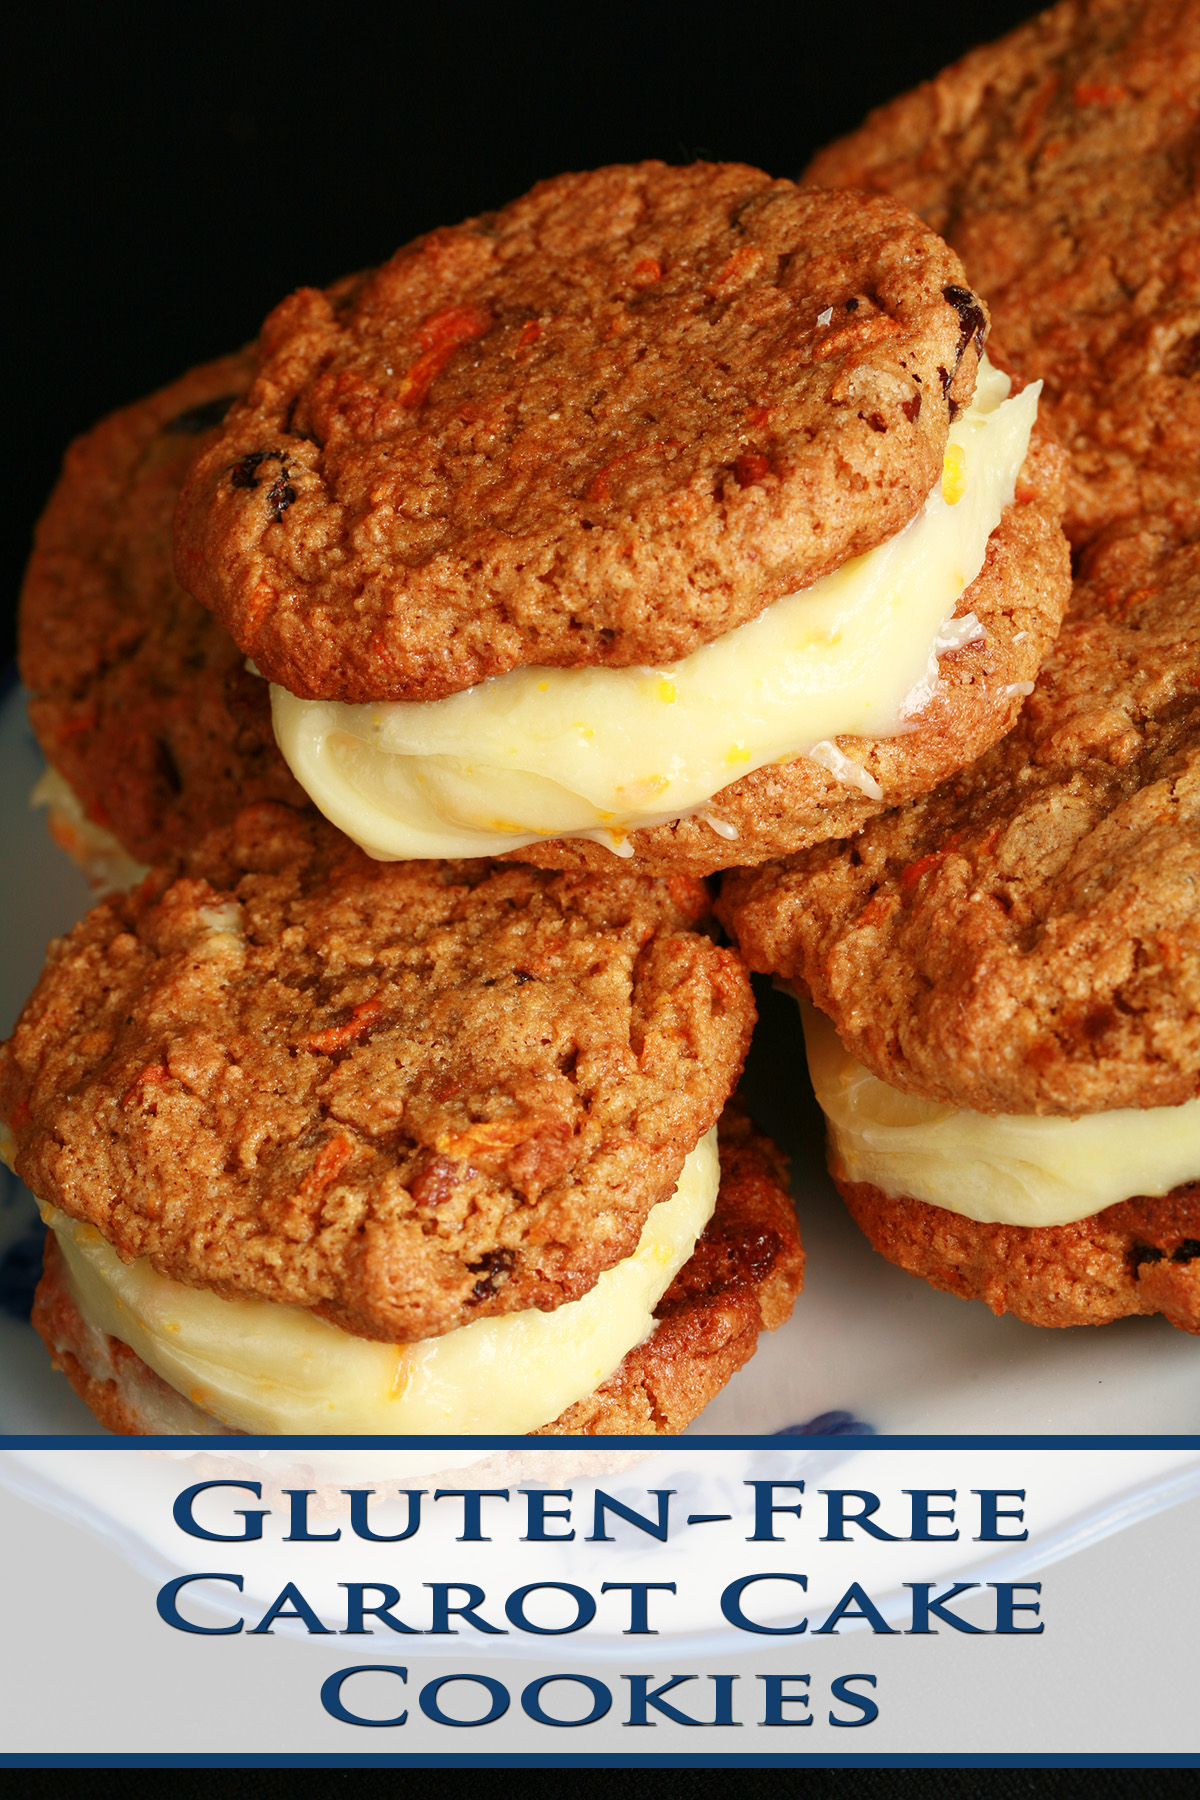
<box><xmin>2</xmin><ymin>805</ymin><xmax>754</xmax><ymax>1342</ymax></box>
<box><xmin>806</xmin><ymin>0</ymin><xmax>1200</xmax><ymax>545</ymax></box>
<box><xmin>175</xmin><ymin>163</ymin><xmax>988</xmax><ymax>704</ymax></box>
<box><xmin>834</xmin><ymin>1175</ymin><xmax>1200</xmax><ymax>1333</ymax></box>
<box><xmin>20</xmin><ymin>354</ymin><xmax>307</xmax><ymax>864</ymax></box>
<box><xmin>507</xmin><ymin>403</ymin><xmax>1069</xmax><ymax>874</ymax></box>
<box><xmin>541</xmin><ymin>1103</ymin><xmax>804</xmax><ymax>1432</ymax></box>
<box><xmin>719</xmin><ymin>519</ymin><xmax>1200</xmax><ymax>1116</ymax></box>
<box><xmin>32</xmin><ymin>1107</ymin><xmax>804</xmax><ymax>1436</ymax></box>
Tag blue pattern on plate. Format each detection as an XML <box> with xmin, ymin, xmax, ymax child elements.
<box><xmin>775</xmin><ymin>1409</ymin><xmax>874</xmax><ymax>1436</ymax></box>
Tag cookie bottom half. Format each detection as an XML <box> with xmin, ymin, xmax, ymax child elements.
<box><xmin>33</xmin><ymin>1113</ymin><xmax>804</xmax><ymax>1437</ymax></box>
<box><xmin>834</xmin><ymin>1175</ymin><xmax>1200</xmax><ymax>1334</ymax></box>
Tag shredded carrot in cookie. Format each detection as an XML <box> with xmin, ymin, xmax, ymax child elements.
<box><xmin>399</xmin><ymin>306</ymin><xmax>493</xmax><ymax>409</ymax></box>
<box><xmin>305</xmin><ymin>994</ymin><xmax>386</xmax><ymax>1053</ymax></box>
<box><xmin>299</xmin><ymin>1134</ymin><xmax>355</xmax><ymax>1202</ymax></box>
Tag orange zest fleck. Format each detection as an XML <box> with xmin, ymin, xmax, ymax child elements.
<box><xmin>899</xmin><ymin>851</ymin><xmax>947</xmax><ymax>893</ymax></box>
<box><xmin>515</xmin><ymin>319</ymin><xmax>542</xmax><ymax>349</ymax></box>
<box><xmin>304</xmin><ymin>994</ymin><xmax>387</xmax><ymax>1054</ymax></box>
<box><xmin>398</xmin><ymin>305</ymin><xmax>493</xmax><ymax>409</ymax></box>
<box><xmin>299</xmin><ymin>1133</ymin><xmax>355</xmax><ymax>1202</ymax></box>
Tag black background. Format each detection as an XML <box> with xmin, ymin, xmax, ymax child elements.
<box><xmin>4</xmin><ymin>0</ymin><xmax>1038</xmax><ymax>672</ymax></box>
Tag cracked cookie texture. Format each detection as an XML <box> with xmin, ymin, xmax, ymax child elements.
<box><xmin>30</xmin><ymin>1106</ymin><xmax>805</xmax><ymax>1435</ymax></box>
<box><xmin>507</xmin><ymin>397</ymin><xmax>1069</xmax><ymax>875</ymax></box>
<box><xmin>20</xmin><ymin>353</ymin><xmax>307</xmax><ymax>866</ymax></box>
<box><xmin>805</xmin><ymin>0</ymin><xmax>1200</xmax><ymax>545</ymax></box>
<box><xmin>174</xmin><ymin>162</ymin><xmax>988</xmax><ymax>704</ymax></box>
<box><xmin>720</xmin><ymin>516</ymin><xmax>1200</xmax><ymax>1118</ymax></box>
<box><xmin>835</xmin><ymin>1179</ymin><xmax>1199</xmax><ymax>1333</ymax></box>
<box><xmin>1</xmin><ymin>804</ymin><xmax>755</xmax><ymax>1343</ymax></box>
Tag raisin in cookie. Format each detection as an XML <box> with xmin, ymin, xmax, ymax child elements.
<box><xmin>720</xmin><ymin>518</ymin><xmax>1200</xmax><ymax>1330</ymax></box>
<box><xmin>175</xmin><ymin>163</ymin><xmax>988</xmax><ymax>704</ymax></box>
<box><xmin>2</xmin><ymin>805</ymin><xmax>754</xmax><ymax>1351</ymax></box>
<box><xmin>30</xmin><ymin>1105</ymin><xmax>805</xmax><ymax>1435</ymax></box>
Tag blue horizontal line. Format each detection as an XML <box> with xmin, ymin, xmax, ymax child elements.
<box><xmin>2</xmin><ymin>1434</ymin><xmax>1198</xmax><ymax>1451</ymax></box>
<box><xmin>0</xmin><ymin>1754</ymin><xmax>1196</xmax><ymax>1769</ymax></box>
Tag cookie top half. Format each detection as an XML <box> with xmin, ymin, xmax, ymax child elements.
<box><xmin>720</xmin><ymin>516</ymin><xmax>1200</xmax><ymax>1117</ymax></box>
<box><xmin>504</xmin><ymin>396</ymin><xmax>1069</xmax><ymax>875</ymax></box>
<box><xmin>175</xmin><ymin>162</ymin><xmax>987</xmax><ymax>703</ymax></box>
<box><xmin>1</xmin><ymin>805</ymin><xmax>754</xmax><ymax>1341</ymax></box>
<box><xmin>20</xmin><ymin>353</ymin><xmax>306</xmax><ymax>864</ymax></box>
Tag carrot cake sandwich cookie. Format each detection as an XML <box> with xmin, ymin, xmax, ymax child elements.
<box><xmin>20</xmin><ymin>352</ymin><xmax>309</xmax><ymax>890</ymax></box>
<box><xmin>0</xmin><ymin>804</ymin><xmax>803</xmax><ymax>1434</ymax></box>
<box><xmin>805</xmin><ymin>0</ymin><xmax>1200</xmax><ymax>548</ymax></box>
<box><xmin>720</xmin><ymin>516</ymin><xmax>1200</xmax><ymax>1333</ymax></box>
<box><xmin>174</xmin><ymin>161</ymin><xmax>1071</xmax><ymax>876</ymax></box>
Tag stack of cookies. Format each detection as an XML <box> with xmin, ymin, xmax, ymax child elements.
<box><xmin>4</xmin><ymin>129</ymin><xmax>1097</xmax><ymax>1436</ymax></box>
<box><xmin>723</xmin><ymin>0</ymin><xmax>1200</xmax><ymax>1333</ymax></box>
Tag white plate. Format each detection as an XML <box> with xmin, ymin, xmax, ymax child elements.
<box><xmin>1</xmin><ymin>677</ymin><xmax>1197</xmax><ymax>1438</ymax></box>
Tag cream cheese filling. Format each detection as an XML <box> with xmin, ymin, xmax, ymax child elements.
<box><xmin>802</xmin><ymin>1003</ymin><xmax>1200</xmax><ymax>1228</ymax></box>
<box><xmin>40</xmin><ymin>1129</ymin><xmax>719</xmax><ymax>1435</ymax></box>
<box><xmin>272</xmin><ymin>358</ymin><xmax>1038</xmax><ymax>860</ymax></box>
<box><xmin>31</xmin><ymin>765</ymin><xmax>150</xmax><ymax>895</ymax></box>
